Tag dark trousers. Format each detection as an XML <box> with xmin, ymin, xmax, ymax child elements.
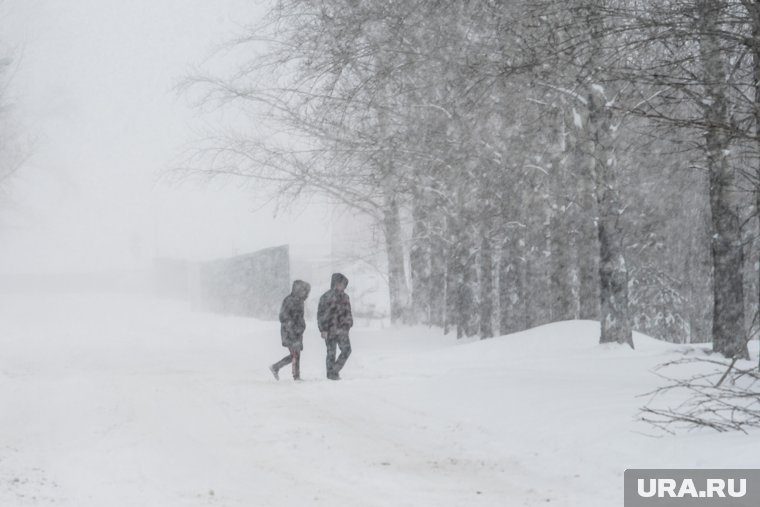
<box><xmin>325</xmin><ymin>333</ymin><xmax>351</xmax><ymax>377</ymax></box>
<box><xmin>273</xmin><ymin>347</ymin><xmax>301</xmax><ymax>379</ymax></box>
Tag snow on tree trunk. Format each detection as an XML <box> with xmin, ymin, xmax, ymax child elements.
<box><xmin>429</xmin><ymin>230</ymin><xmax>447</xmax><ymax>328</ymax></box>
<box><xmin>525</xmin><ymin>170</ymin><xmax>552</xmax><ymax>329</ymax></box>
<box><xmin>444</xmin><ymin>215</ymin><xmax>460</xmax><ymax>336</ymax></box>
<box><xmin>549</xmin><ymin>111</ymin><xmax>577</xmax><ymax>322</ymax></box>
<box><xmin>573</xmin><ymin>129</ymin><xmax>600</xmax><ymax>321</ymax></box>
<box><xmin>444</xmin><ymin>235</ymin><xmax>473</xmax><ymax>338</ymax></box>
<box><xmin>382</xmin><ymin>191</ymin><xmax>411</xmax><ymax>325</ymax></box>
<box><xmin>588</xmin><ymin>82</ymin><xmax>633</xmax><ymax>348</ymax></box>
<box><xmin>460</xmin><ymin>240</ymin><xmax>479</xmax><ymax>338</ymax></box>
<box><xmin>479</xmin><ymin>219</ymin><xmax>494</xmax><ymax>338</ymax></box>
<box><xmin>581</xmin><ymin>0</ymin><xmax>633</xmax><ymax>348</ymax></box>
<box><xmin>684</xmin><ymin>168</ymin><xmax>713</xmax><ymax>343</ymax></box>
<box><xmin>698</xmin><ymin>0</ymin><xmax>748</xmax><ymax>359</ymax></box>
<box><xmin>705</xmin><ymin>132</ymin><xmax>747</xmax><ymax>358</ymax></box>
<box><xmin>499</xmin><ymin>229</ymin><xmax>527</xmax><ymax>335</ymax></box>
<box><xmin>751</xmin><ymin>2</ymin><xmax>760</xmax><ymax>349</ymax></box>
<box><xmin>410</xmin><ymin>194</ymin><xmax>431</xmax><ymax>325</ymax></box>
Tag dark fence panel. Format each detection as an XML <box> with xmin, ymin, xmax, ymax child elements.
<box><xmin>198</xmin><ymin>245</ymin><xmax>290</xmax><ymax>320</ymax></box>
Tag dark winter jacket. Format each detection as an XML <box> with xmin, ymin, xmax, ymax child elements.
<box><xmin>279</xmin><ymin>280</ymin><xmax>310</xmax><ymax>350</ymax></box>
<box><xmin>317</xmin><ymin>273</ymin><xmax>354</xmax><ymax>337</ymax></box>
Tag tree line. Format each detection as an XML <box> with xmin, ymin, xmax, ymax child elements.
<box><xmin>184</xmin><ymin>0</ymin><xmax>760</xmax><ymax>360</ymax></box>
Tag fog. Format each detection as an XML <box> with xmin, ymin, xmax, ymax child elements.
<box><xmin>0</xmin><ymin>2</ymin><xmax>757</xmax><ymax>503</ymax></box>
<box><xmin>0</xmin><ymin>0</ymin><xmax>333</xmax><ymax>275</ymax></box>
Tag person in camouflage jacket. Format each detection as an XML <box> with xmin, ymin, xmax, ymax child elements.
<box><xmin>317</xmin><ymin>273</ymin><xmax>353</xmax><ymax>380</ymax></box>
<box><xmin>269</xmin><ymin>280</ymin><xmax>310</xmax><ymax>381</ymax></box>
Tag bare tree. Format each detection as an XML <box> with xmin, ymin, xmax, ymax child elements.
<box><xmin>180</xmin><ymin>0</ymin><xmax>760</xmax><ymax>354</ymax></box>
<box><xmin>640</xmin><ymin>354</ymin><xmax>760</xmax><ymax>433</ymax></box>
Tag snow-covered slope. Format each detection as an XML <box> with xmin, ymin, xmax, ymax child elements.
<box><xmin>0</xmin><ymin>293</ymin><xmax>756</xmax><ymax>506</ymax></box>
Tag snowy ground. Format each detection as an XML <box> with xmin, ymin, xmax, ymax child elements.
<box><xmin>0</xmin><ymin>293</ymin><xmax>757</xmax><ymax>506</ymax></box>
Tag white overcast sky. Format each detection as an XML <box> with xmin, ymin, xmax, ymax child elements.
<box><xmin>0</xmin><ymin>0</ymin><xmax>333</xmax><ymax>273</ymax></box>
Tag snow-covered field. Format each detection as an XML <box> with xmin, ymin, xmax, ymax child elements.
<box><xmin>0</xmin><ymin>293</ymin><xmax>757</xmax><ymax>506</ymax></box>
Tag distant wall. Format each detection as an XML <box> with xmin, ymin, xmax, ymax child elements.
<box><xmin>0</xmin><ymin>246</ymin><xmax>291</xmax><ymax>322</ymax></box>
<box><xmin>197</xmin><ymin>245</ymin><xmax>290</xmax><ymax>320</ymax></box>
<box><xmin>154</xmin><ymin>246</ymin><xmax>290</xmax><ymax>320</ymax></box>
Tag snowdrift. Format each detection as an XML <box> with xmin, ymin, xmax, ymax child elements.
<box><xmin>0</xmin><ymin>294</ymin><xmax>756</xmax><ymax>506</ymax></box>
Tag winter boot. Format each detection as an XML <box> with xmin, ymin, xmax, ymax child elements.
<box><xmin>269</xmin><ymin>365</ymin><xmax>280</xmax><ymax>380</ymax></box>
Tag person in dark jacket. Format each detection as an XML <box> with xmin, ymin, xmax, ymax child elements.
<box><xmin>269</xmin><ymin>280</ymin><xmax>310</xmax><ymax>381</ymax></box>
<box><xmin>317</xmin><ymin>273</ymin><xmax>353</xmax><ymax>380</ymax></box>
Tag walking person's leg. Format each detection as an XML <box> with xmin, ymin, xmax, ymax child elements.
<box><xmin>270</xmin><ymin>353</ymin><xmax>293</xmax><ymax>380</ymax></box>
<box><xmin>332</xmin><ymin>333</ymin><xmax>352</xmax><ymax>378</ymax></box>
<box><xmin>325</xmin><ymin>336</ymin><xmax>338</xmax><ymax>379</ymax></box>
<box><xmin>291</xmin><ymin>348</ymin><xmax>301</xmax><ymax>380</ymax></box>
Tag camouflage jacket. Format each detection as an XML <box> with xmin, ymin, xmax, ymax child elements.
<box><xmin>279</xmin><ymin>280</ymin><xmax>310</xmax><ymax>349</ymax></box>
<box><xmin>317</xmin><ymin>289</ymin><xmax>353</xmax><ymax>336</ymax></box>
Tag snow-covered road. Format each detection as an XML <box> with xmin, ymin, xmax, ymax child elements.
<box><xmin>0</xmin><ymin>293</ymin><xmax>756</xmax><ymax>506</ymax></box>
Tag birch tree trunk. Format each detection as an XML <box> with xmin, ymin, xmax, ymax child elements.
<box><xmin>480</xmin><ymin>217</ymin><xmax>495</xmax><ymax>338</ymax></box>
<box><xmin>460</xmin><ymin>238</ymin><xmax>479</xmax><ymax>338</ymax></box>
<box><xmin>410</xmin><ymin>192</ymin><xmax>431</xmax><ymax>325</ymax></box>
<box><xmin>429</xmin><ymin>227</ymin><xmax>447</xmax><ymax>328</ymax></box>
<box><xmin>444</xmin><ymin>215</ymin><xmax>459</xmax><ymax>336</ymax></box>
<box><xmin>499</xmin><ymin>201</ymin><xmax>527</xmax><ymax>335</ymax></box>
<box><xmin>525</xmin><ymin>172</ymin><xmax>552</xmax><ymax>329</ymax></box>
<box><xmin>549</xmin><ymin>111</ymin><xmax>577</xmax><ymax>321</ymax></box>
<box><xmin>382</xmin><ymin>190</ymin><xmax>411</xmax><ymax>324</ymax></box>
<box><xmin>498</xmin><ymin>239</ymin><xmax>525</xmax><ymax>334</ymax></box>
